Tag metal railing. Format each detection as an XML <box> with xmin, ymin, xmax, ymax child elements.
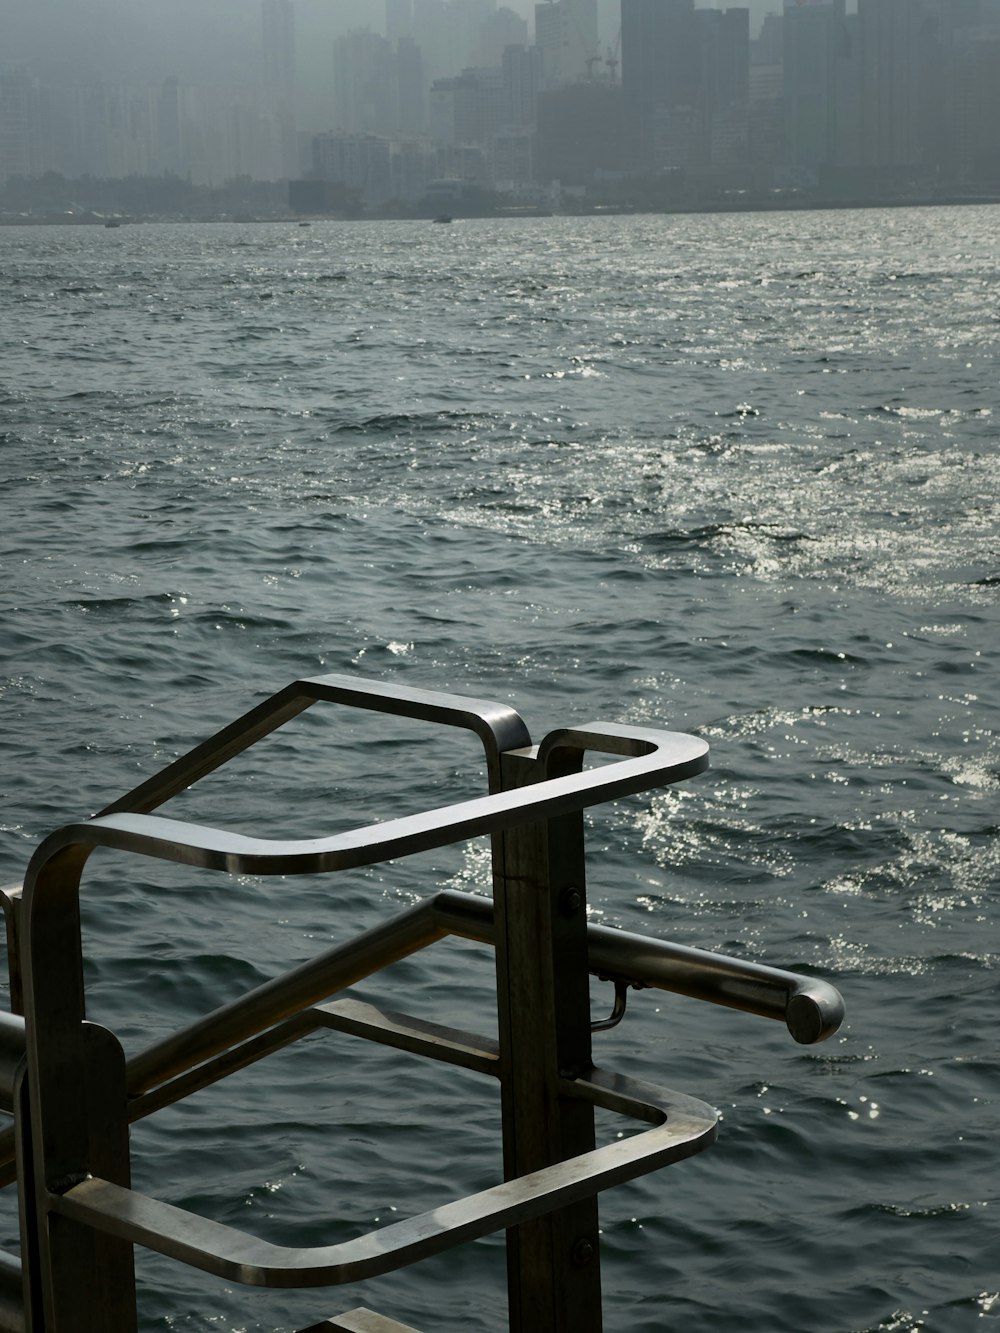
<box><xmin>0</xmin><ymin>674</ymin><xmax>845</xmax><ymax>1332</ymax></box>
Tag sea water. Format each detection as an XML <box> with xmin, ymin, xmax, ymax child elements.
<box><xmin>1</xmin><ymin>207</ymin><xmax>998</xmax><ymax>1331</ymax></box>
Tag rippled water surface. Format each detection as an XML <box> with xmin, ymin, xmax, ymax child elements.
<box><xmin>1</xmin><ymin>208</ymin><xmax>998</xmax><ymax>1331</ymax></box>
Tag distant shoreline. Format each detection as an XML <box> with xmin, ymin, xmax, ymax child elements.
<box><xmin>3</xmin><ymin>191</ymin><xmax>1000</xmax><ymax>227</ymax></box>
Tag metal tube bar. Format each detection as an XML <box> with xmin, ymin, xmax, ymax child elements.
<box><xmin>125</xmin><ymin>897</ymin><xmax>447</xmax><ymax>1095</ymax></box>
<box><xmin>302</xmin><ymin>1311</ymin><xmax>422</xmax><ymax>1333</ymax></box>
<box><xmin>51</xmin><ymin>1069</ymin><xmax>717</xmax><ymax>1289</ymax></box>
<box><xmin>0</xmin><ymin>887</ymin><xmax>23</xmax><ymax>1018</ymax></box>
<box><xmin>0</xmin><ymin>881</ymin><xmax>841</xmax><ymax>1193</ymax></box>
<box><xmin>128</xmin><ymin>1012</ymin><xmax>317</xmax><ymax>1121</ymax></box>
<box><xmin>128</xmin><ymin>997</ymin><xmax>501</xmax><ymax>1124</ymax></box>
<box><xmin>0</xmin><ymin>1250</ymin><xmax>23</xmax><ymax>1333</ymax></box>
<box><xmin>431</xmin><ymin>891</ymin><xmax>843</xmax><ymax>1044</ymax></box>
<box><xmin>127</xmin><ymin>886</ymin><xmax>842</xmax><ymax>1116</ymax></box>
<box><xmin>0</xmin><ymin>1015</ymin><xmax>26</xmax><ymax>1116</ymax></box>
<box><xmin>25</xmin><ymin>730</ymin><xmax>707</xmax><ymax>883</ymax></box>
<box><xmin>311</xmin><ymin>999</ymin><xmax>499</xmax><ymax>1077</ymax></box>
<box><xmin>98</xmin><ymin>674</ymin><xmax>532</xmax><ymax>817</ymax></box>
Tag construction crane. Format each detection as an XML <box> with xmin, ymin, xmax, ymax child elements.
<box><xmin>605</xmin><ymin>27</ymin><xmax>620</xmax><ymax>83</ymax></box>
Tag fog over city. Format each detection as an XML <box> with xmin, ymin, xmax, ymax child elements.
<box><xmin>5</xmin><ymin>0</ymin><xmax>784</xmax><ymax>106</ymax></box>
<box><xmin>3</xmin><ymin>0</ymin><xmax>999</xmax><ymax>220</ymax></box>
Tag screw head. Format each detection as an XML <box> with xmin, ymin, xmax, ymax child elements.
<box><xmin>559</xmin><ymin>886</ymin><xmax>583</xmax><ymax>915</ymax></box>
<box><xmin>571</xmin><ymin>1236</ymin><xmax>596</xmax><ymax>1267</ymax></box>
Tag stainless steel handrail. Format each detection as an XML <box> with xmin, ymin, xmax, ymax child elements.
<box><xmin>433</xmin><ymin>891</ymin><xmax>844</xmax><ymax>1045</ymax></box>
<box><xmin>96</xmin><ymin>673</ymin><xmax>534</xmax><ymax>812</ymax></box>
<box><xmin>23</xmin><ymin>725</ymin><xmax>707</xmax><ymax>881</ymax></box>
<box><xmin>0</xmin><ymin>675</ymin><xmax>845</xmax><ymax>1332</ymax></box>
<box><xmin>53</xmin><ymin>1069</ymin><xmax>718</xmax><ymax>1288</ymax></box>
<box><xmin>123</xmin><ymin>888</ymin><xmax>841</xmax><ymax>1122</ymax></box>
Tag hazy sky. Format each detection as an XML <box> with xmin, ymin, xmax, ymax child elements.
<box><xmin>3</xmin><ymin>0</ymin><xmax>786</xmax><ymax>124</ymax></box>
<box><xmin>3</xmin><ymin>0</ymin><xmax>786</xmax><ymax>67</ymax></box>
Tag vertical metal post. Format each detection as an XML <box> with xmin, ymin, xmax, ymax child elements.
<box><xmin>0</xmin><ymin>887</ymin><xmax>25</xmax><ymax>1017</ymax></box>
<box><xmin>492</xmin><ymin>750</ymin><xmax>602</xmax><ymax>1333</ymax></box>
<box><xmin>21</xmin><ymin>848</ymin><xmax>138</xmax><ymax>1333</ymax></box>
<box><xmin>14</xmin><ymin>1061</ymin><xmax>42</xmax><ymax>1332</ymax></box>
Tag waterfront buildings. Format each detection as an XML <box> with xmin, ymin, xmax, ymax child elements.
<box><xmin>4</xmin><ymin>0</ymin><xmax>1000</xmax><ymax>212</ymax></box>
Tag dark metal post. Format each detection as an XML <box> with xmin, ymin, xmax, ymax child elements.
<box><xmin>492</xmin><ymin>750</ymin><xmax>602</xmax><ymax>1333</ymax></box>
<box><xmin>0</xmin><ymin>887</ymin><xmax>24</xmax><ymax>1016</ymax></box>
<box><xmin>21</xmin><ymin>848</ymin><xmax>137</xmax><ymax>1333</ymax></box>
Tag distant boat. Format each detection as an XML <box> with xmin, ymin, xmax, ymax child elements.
<box><xmin>104</xmin><ymin>218</ymin><xmax>122</xmax><ymax>229</ymax></box>
<box><xmin>433</xmin><ymin>215</ymin><xmax>453</xmax><ymax>224</ymax></box>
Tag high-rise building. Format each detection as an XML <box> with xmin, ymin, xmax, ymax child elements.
<box><xmin>261</xmin><ymin>0</ymin><xmax>297</xmax><ymax>178</ymax></box>
<box><xmin>412</xmin><ymin>0</ymin><xmax>452</xmax><ymax>85</ymax></box>
<box><xmin>158</xmin><ymin>76</ymin><xmax>183</xmax><ymax>176</ymax></box>
<box><xmin>503</xmin><ymin>43</ymin><xmax>543</xmax><ymax>125</ymax></box>
<box><xmin>397</xmin><ymin>37</ymin><xmax>426</xmax><ymax>133</ymax></box>
<box><xmin>491</xmin><ymin>126</ymin><xmax>534</xmax><ymax>187</ymax></box>
<box><xmin>693</xmin><ymin>9</ymin><xmax>750</xmax><ymax>170</ymax></box>
<box><xmin>950</xmin><ymin>20</ymin><xmax>1000</xmax><ymax>182</ymax></box>
<box><xmin>333</xmin><ymin>29</ymin><xmax>429</xmax><ymax>138</ymax></box>
<box><xmin>535</xmin><ymin>82</ymin><xmax>624</xmax><ymax>183</ymax></box>
<box><xmin>263</xmin><ymin>0</ymin><xmax>295</xmax><ymax>105</ymax></box>
<box><xmin>620</xmin><ymin>0</ymin><xmax>697</xmax><ymax>168</ymax></box>
<box><xmin>781</xmin><ymin>0</ymin><xmax>848</xmax><ymax>176</ymax></box>
<box><xmin>430</xmin><ymin>66</ymin><xmax>505</xmax><ymax>145</ymax></box>
<box><xmin>0</xmin><ymin>67</ymin><xmax>37</xmax><ymax>182</ymax></box>
<box><xmin>481</xmin><ymin>7</ymin><xmax>530</xmax><ymax>67</ymax></box>
<box><xmin>620</xmin><ymin>1</ymin><xmax>748</xmax><ymax>173</ymax></box>
<box><xmin>386</xmin><ymin>0</ymin><xmax>413</xmax><ymax>44</ymax></box>
<box><xmin>458</xmin><ymin>0</ymin><xmax>503</xmax><ymax>68</ymax></box>
<box><xmin>333</xmin><ymin>31</ymin><xmax>397</xmax><ymax>135</ymax></box>
<box><xmin>534</xmin><ymin>0</ymin><xmax>600</xmax><ymax>89</ymax></box>
<box><xmin>857</xmin><ymin>0</ymin><xmax>928</xmax><ymax>172</ymax></box>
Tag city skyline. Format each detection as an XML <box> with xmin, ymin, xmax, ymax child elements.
<box><xmin>2</xmin><ymin>0</ymin><xmax>999</xmax><ymax>216</ymax></box>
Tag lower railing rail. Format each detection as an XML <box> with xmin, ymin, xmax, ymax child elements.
<box><xmin>0</xmin><ymin>674</ymin><xmax>844</xmax><ymax>1332</ymax></box>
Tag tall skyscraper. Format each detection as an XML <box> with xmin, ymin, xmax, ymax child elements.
<box><xmin>693</xmin><ymin>8</ymin><xmax>750</xmax><ymax>169</ymax></box>
<box><xmin>481</xmin><ymin>7</ymin><xmax>530</xmax><ymax>67</ymax></box>
<box><xmin>397</xmin><ymin>36</ymin><xmax>426</xmax><ymax>133</ymax></box>
<box><xmin>263</xmin><ymin>0</ymin><xmax>295</xmax><ymax>102</ymax></box>
<box><xmin>534</xmin><ymin>0</ymin><xmax>600</xmax><ymax>88</ymax></box>
<box><xmin>386</xmin><ymin>0</ymin><xmax>413</xmax><ymax>44</ymax></box>
<box><xmin>412</xmin><ymin>0</ymin><xmax>452</xmax><ymax>85</ymax></box>
<box><xmin>503</xmin><ymin>43</ymin><xmax>543</xmax><ymax>125</ymax></box>
<box><xmin>333</xmin><ymin>30</ymin><xmax>396</xmax><ymax>134</ymax></box>
<box><xmin>857</xmin><ymin>0</ymin><xmax>927</xmax><ymax>172</ymax></box>
<box><xmin>157</xmin><ymin>76</ymin><xmax>183</xmax><ymax>176</ymax></box>
<box><xmin>781</xmin><ymin>0</ymin><xmax>848</xmax><ymax>175</ymax></box>
<box><xmin>948</xmin><ymin>7</ymin><xmax>1000</xmax><ymax>182</ymax></box>
<box><xmin>334</xmin><ymin>28</ymin><xmax>430</xmax><ymax>138</ymax></box>
<box><xmin>620</xmin><ymin>0</ymin><xmax>697</xmax><ymax>167</ymax></box>
<box><xmin>621</xmin><ymin>0</ymin><xmax>749</xmax><ymax>172</ymax></box>
<box><xmin>261</xmin><ymin>0</ymin><xmax>297</xmax><ymax>178</ymax></box>
<box><xmin>0</xmin><ymin>68</ymin><xmax>36</xmax><ymax>181</ymax></box>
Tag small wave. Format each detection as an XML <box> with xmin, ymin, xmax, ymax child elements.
<box><xmin>875</xmin><ymin>269</ymin><xmax>928</xmax><ymax>283</ymax></box>
<box><xmin>637</xmin><ymin>526</ymin><xmax>720</xmax><ymax>548</ymax></box>
<box><xmin>188</xmin><ymin>608</ymin><xmax>297</xmax><ymax>633</ymax></box>
<box><xmin>64</xmin><ymin>593</ymin><xmax>176</xmax><ymax>615</ymax></box>
<box><xmin>716</xmin><ymin>403</ymin><xmax>761</xmax><ymax>419</ymax></box>
<box><xmin>333</xmin><ymin>410</ymin><xmax>482</xmax><ymax>436</ymax></box>
<box><xmin>786</xmin><ymin>646</ymin><xmax>867</xmax><ymax>665</ymax></box>
<box><xmin>858</xmin><ymin>1200</ymin><xmax>987</xmax><ymax>1221</ymax></box>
